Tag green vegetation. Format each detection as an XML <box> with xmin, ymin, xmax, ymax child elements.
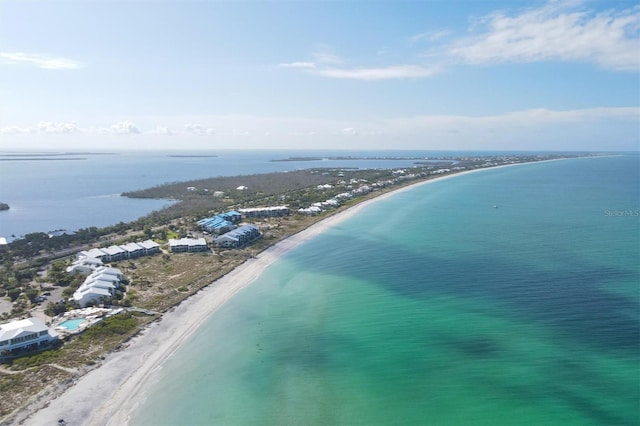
<box><xmin>81</xmin><ymin>313</ymin><xmax>139</xmax><ymax>339</ymax></box>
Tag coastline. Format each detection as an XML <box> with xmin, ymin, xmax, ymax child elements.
<box><xmin>21</xmin><ymin>160</ymin><xmax>561</xmax><ymax>425</ymax></box>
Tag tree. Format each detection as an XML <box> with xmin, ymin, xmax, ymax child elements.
<box><xmin>7</xmin><ymin>288</ymin><xmax>21</xmax><ymax>302</ymax></box>
<box><xmin>24</xmin><ymin>288</ymin><xmax>39</xmax><ymax>304</ymax></box>
<box><xmin>144</xmin><ymin>226</ymin><xmax>153</xmax><ymax>239</ymax></box>
<box><xmin>45</xmin><ymin>301</ymin><xmax>67</xmax><ymax>316</ymax></box>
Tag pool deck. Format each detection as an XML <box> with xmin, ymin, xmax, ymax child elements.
<box><xmin>52</xmin><ymin>307</ymin><xmax>124</xmax><ymax>335</ymax></box>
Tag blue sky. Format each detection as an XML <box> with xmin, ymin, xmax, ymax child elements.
<box><xmin>1</xmin><ymin>0</ymin><xmax>638</xmax><ymax>151</ymax></box>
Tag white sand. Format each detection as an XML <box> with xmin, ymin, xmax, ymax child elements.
<box><xmin>21</xmin><ymin>165</ymin><xmax>522</xmax><ymax>426</ymax></box>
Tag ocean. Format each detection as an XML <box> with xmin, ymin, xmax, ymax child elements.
<box><xmin>128</xmin><ymin>155</ymin><xmax>639</xmax><ymax>425</ymax></box>
<box><xmin>0</xmin><ymin>150</ymin><xmax>449</xmax><ymax>239</ymax></box>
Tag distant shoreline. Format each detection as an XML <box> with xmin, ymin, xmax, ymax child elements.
<box><xmin>167</xmin><ymin>154</ymin><xmax>219</xmax><ymax>158</ymax></box>
<box><xmin>0</xmin><ymin>158</ymin><xmax>88</xmax><ymax>162</ymax></box>
<box><xmin>22</xmin><ymin>157</ymin><xmax>573</xmax><ymax>426</ymax></box>
<box><xmin>271</xmin><ymin>156</ymin><xmax>426</xmax><ymax>162</ymax></box>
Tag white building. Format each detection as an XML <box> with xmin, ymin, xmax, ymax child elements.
<box><xmin>168</xmin><ymin>238</ymin><xmax>208</xmax><ymax>253</ymax></box>
<box><xmin>78</xmin><ymin>248</ymin><xmax>110</xmax><ymax>262</ymax></box>
<box><xmin>72</xmin><ymin>268</ymin><xmax>124</xmax><ymax>307</ymax></box>
<box><xmin>66</xmin><ymin>257</ymin><xmax>104</xmax><ymax>275</ymax></box>
<box><xmin>92</xmin><ymin>266</ymin><xmax>123</xmax><ymax>281</ymax></box>
<box><xmin>138</xmin><ymin>239</ymin><xmax>161</xmax><ymax>255</ymax></box>
<box><xmin>120</xmin><ymin>242</ymin><xmax>144</xmax><ymax>258</ymax></box>
<box><xmin>73</xmin><ymin>287</ymin><xmax>112</xmax><ymax>308</ymax></box>
<box><xmin>238</xmin><ymin>206</ymin><xmax>290</xmax><ymax>218</ymax></box>
<box><xmin>102</xmin><ymin>245</ymin><xmax>127</xmax><ymax>261</ymax></box>
<box><xmin>0</xmin><ymin>318</ymin><xmax>58</xmax><ymax>355</ymax></box>
<box><xmin>77</xmin><ymin>240</ymin><xmax>160</xmax><ymax>263</ymax></box>
<box><xmin>298</xmin><ymin>206</ymin><xmax>323</xmax><ymax>215</ymax></box>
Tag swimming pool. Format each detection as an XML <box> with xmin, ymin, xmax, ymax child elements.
<box><xmin>59</xmin><ymin>318</ymin><xmax>87</xmax><ymax>331</ymax></box>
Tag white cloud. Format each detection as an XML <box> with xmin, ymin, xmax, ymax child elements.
<box><xmin>278</xmin><ymin>61</ymin><xmax>316</xmax><ymax>69</ymax></box>
<box><xmin>37</xmin><ymin>121</ymin><xmax>79</xmax><ymax>134</ymax></box>
<box><xmin>388</xmin><ymin>107</ymin><xmax>638</xmax><ymax>126</ymax></box>
<box><xmin>0</xmin><ymin>52</ymin><xmax>82</xmax><ymax>70</ymax></box>
<box><xmin>2</xmin><ymin>108</ymin><xmax>636</xmax><ymax>151</ymax></box>
<box><xmin>317</xmin><ymin>65</ymin><xmax>440</xmax><ymax>80</ymax></box>
<box><xmin>280</xmin><ymin>43</ymin><xmax>438</xmax><ymax>80</ymax></box>
<box><xmin>0</xmin><ymin>126</ymin><xmax>34</xmax><ymax>135</ymax></box>
<box><xmin>450</xmin><ymin>1</ymin><xmax>640</xmax><ymax>71</ymax></box>
<box><xmin>411</xmin><ymin>30</ymin><xmax>452</xmax><ymax>43</ymax></box>
<box><xmin>110</xmin><ymin>121</ymin><xmax>140</xmax><ymax>134</ymax></box>
<box><xmin>184</xmin><ymin>123</ymin><xmax>215</xmax><ymax>136</ymax></box>
<box><xmin>313</xmin><ymin>52</ymin><xmax>342</xmax><ymax>65</ymax></box>
<box><xmin>149</xmin><ymin>126</ymin><xmax>173</xmax><ymax>135</ymax></box>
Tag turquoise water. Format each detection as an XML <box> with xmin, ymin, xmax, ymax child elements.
<box><xmin>58</xmin><ymin>318</ymin><xmax>86</xmax><ymax>331</ymax></box>
<box><xmin>131</xmin><ymin>156</ymin><xmax>639</xmax><ymax>425</ymax></box>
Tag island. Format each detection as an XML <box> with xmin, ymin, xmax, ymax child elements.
<box><xmin>0</xmin><ymin>203</ymin><xmax>9</xmax><ymax>211</ymax></box>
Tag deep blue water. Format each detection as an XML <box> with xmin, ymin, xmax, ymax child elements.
<box><xmin>130</xmin><ymin>155</ymin><xmax>639</xmax><ymax>426</ymax></box>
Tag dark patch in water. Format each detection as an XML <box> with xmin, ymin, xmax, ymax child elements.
<box><xmin>287</xmin><ymin>234</ymin><xmax>640</xmax><ymax>355</ymax></box>
<box><xmin>435</xmin><ymin>333</ymin><xmax>501</xmax><ymax>359</ymax></box>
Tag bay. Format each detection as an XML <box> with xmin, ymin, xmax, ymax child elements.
<box><xmin>0</xmin><ymin>149</ymin><xmax>443</xmax><ymax>238</ymax></box>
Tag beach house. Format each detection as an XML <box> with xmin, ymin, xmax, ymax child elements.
<box><xmin>72</xmin><ymin>267</ymin><xmax>124</xmax><ymax>307</ymax></box>
<box><xmin>66</xmin><ymin>257</ymin><xmax>104</xmax><ymax>275</ymax></box>
<box><xmin>138</xmin><ymin>239</ymin><xmax>161</xmax><ymax>255</ymax></box>
<box><xmin>198</xmin><ymin>216</ymin><xmax>236</xmax><ymax>234</ymax></box>
<box><xmin>76</xmin><ymin>239</ymin><xmax>161</xmax><ymax>262</ymax></box>
<box><xmin>197</xmin><ymin>211</ymin><xmax>242</xmax><ymax>234</ymax></box>
<box><xmin>168</xmin><ymin>238</ymin><xmax>209</xmax><ymax>253</ymax></box>
<box><xmin>238</xmin><ymin>206</ymin><xmax>289</xmax><ymax>218</ymax></box>
<box><xmin>214</xmin><ymin>225</ymin><xmax>260</xmax><ymax>248</ymax></box>
<box><xmin>0</xmin><ymin>317</ymin><xmax>59</xmax><ymax>356</ymax></box>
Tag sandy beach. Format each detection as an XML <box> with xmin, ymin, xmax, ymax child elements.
<box><xmin>21</xmin><ymin>165</ymin><xmax>520</xmax><ymax>426</ymax></box>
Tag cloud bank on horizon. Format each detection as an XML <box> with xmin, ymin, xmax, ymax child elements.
<box><xmin>1</xmin><ymin>0</ymin><xmax>638</xmax><ymax>151</ymax></box>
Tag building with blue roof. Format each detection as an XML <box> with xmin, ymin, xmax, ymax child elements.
<box><xmin>219</xmin><ymin>211</ymin><xmax>242</xmax><ymax>223</ymax></box>
<box><xmin>198</xmin><ymin>211</ymin><xmax>243</xmax><ymax>233</ymax></box>
<box><xmin>214</xmin><ymin>225</ymin><xmax>260</xmax><ymax>248</ymax></box>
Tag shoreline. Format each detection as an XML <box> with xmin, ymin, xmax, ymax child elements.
<box><xmin>21</xmin><ymin>159</ymin><xmax>565</xmax><ymax>425</ymax></box>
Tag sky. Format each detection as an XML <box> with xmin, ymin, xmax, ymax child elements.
<box><xmin>1</xmin><ymin>0</ymin><xmax>638</xmax><ymax>152</ymax></box>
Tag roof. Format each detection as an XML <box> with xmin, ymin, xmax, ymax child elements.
<box><xmin>238</xmin><ymin>206</ymin><xmax>289</xmax><ymax>213</ymax></box>
<box><xmin>82</xmin><ymin>279</ymin><xmax>117</xmax><ymax>289</ymax></box>
<box><xmin>138</xmin><ymin>239</ymin><xmax>160</xmax><ymax>249</ymax></box>
<box><xmin>82</xmin><ymin>248</ymin><xmax>108</xmax><ymax>258</ymax></box>
<box><xmin>103</xmin><ymin>245</ymin><xmax>126</xmax><ymax>255</ymax></box>
<box><xmin>168</xmin><ymin>238</ymin><xmax>207</xmax><ymax>247</ymax></box>
<box><xmin>215</xmin><ymin>234</ymin><xmax>239</xmax><ymax>243</ymax></box>
<box><xmin>220</xmin><ymin>224</ymin><xmax>259</xmax><ymax>239</ymax></box>
<box><xmin>0</xmin><ymin>317</ymin><xmax>50</xmax><ymax>341</ymax></box>
<box><xmin>74</xmin><ymin>287</ymin><xmax>111</xmax><ymax>301</ymax></box>
<box><xmin>120</xmin><ymin>242</ymin><xmax>143</xmax><ymax>252</ymax></box>
<box><xmin>94</xmin><ymin>266</ymin><xmax>122</xmax><ymax>276</ymax></box>
<box><xmin>74</xmin><ymin>257</ymin><xmax>103</xmax><ymax>266</ymax></box>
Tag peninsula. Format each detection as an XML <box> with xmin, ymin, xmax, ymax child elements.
<box><xmin>0</xmin><ymin>153</ymin><xmax>596</xmax><ymax>424</ymax></box>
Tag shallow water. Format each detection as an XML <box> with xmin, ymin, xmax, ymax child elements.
<box><xmin>129</xmin><ymin>155</ymin><xmax>639</xmax><ymax>425</ymax></box>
